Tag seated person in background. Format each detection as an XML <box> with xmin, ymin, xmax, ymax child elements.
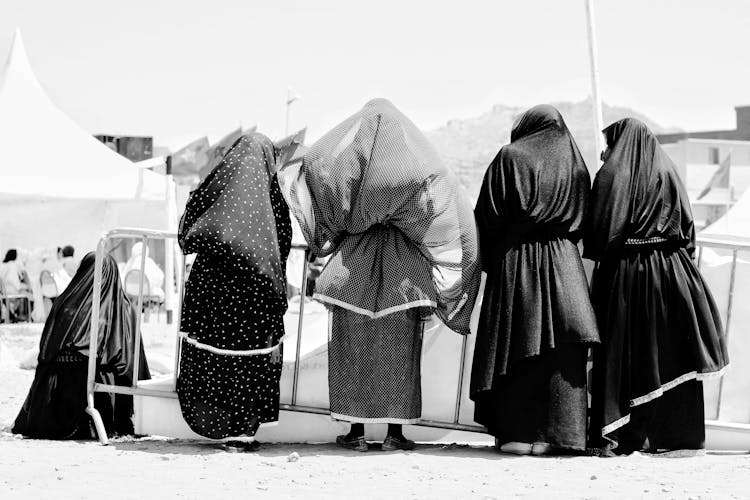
<box><xmin>61</xmin><ymin>245</ymin><xmax>78</xmax><ymax>278</ymax></box>
<box><xmin>12</xmin><ymin>252</ymin><xmax>150</xmax><ymax>439</ymax></box>
<box><xmin>37</xmin><ymin>248</ymin><xmax>73</xmax><ymax>318</ymax></box>
<box><xmin>0</xmin><ymin>249</ymin><xmax>33</xmax><ymax>321</ymax></box>
<box><xmin>41</xmin><ymin>249</ymin><xmax>72</xmax><ymax>296</ymax></box>
<box><xmin>122</xmin><ymin>242</ymin><xmax>165</xmax><ymax>301</ymax></box>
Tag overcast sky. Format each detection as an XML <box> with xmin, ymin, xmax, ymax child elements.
<box><xmin>2</xmin><ymin>0</ymin><xmax>748</xmax><ymax>149</ymax></box>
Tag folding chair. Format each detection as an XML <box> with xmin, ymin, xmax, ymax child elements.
<box><xmin>0</xmin><ymin>279</ymin><xmax>32</xmax><ymax>323</ymax></box>
<box><xmin>123</xmin><ymin>269</ymin><xmax>159</xmax><ymax>321</ymax></box>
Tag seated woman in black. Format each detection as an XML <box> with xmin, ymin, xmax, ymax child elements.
<box><xmin>13</xmin><ymin>252</ymin><xmax>150</xmax><ymax>439</ymax></box>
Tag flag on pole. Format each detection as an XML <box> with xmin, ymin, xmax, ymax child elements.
<box><xmin>287</xmin><ymin>87</ymin><xmax>301</xmax><ymax>105</ymax></box>
<box><xmin>697</xmin><ymin>152</ymin><xmax>731</xmax><ymax>200</ymax></box>
<box><xmin>274</xmin><ymin>127</ymin><xmax>307</xmax><ymax>170</ymax></box>
<box><xmin>199</xmin><ymin>127</ymin><xmax>244</xmax><ymax>180</ymax></box>
<box><xmin>171</xmin><ymin>136</ymin><xmax>210</xmax><ymax>175</ymax></box>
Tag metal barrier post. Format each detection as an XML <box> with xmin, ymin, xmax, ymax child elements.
<box><xmin>453</xmin><ymin>335</ymin><xmax>469</xmax><ymax>424</ymax></box>
<box><xmin>716</xmin><ymin>248</ymin><xmax>739</xmax><ymax>418</ymax></box>
<box><xmin>131</xmin><ymin>236</ymin><xmax>148</xmax><ymax>389</ymax></box>
<box><xmin>85</xmin><ymin>238</ymin><xmax>110</xmax><ymax>445</ymax></box>
<box><xmin>173</xmin><ymin>252</ymin><xmax>186</xmax><ymax>392</ymax></box>
<box><xmin>291</xmin><ymin>248</ymin><xmax>309</xmax><ymax>406</ymax></box>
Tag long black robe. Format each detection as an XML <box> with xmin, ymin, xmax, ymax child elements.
<box><xmin>585</xmin><ymin>118</ymin><xmax>729</xmax><ymax>451</ymax></box>
<box><xmin>13</xmin><ymin>252</ymin><xmax>150</xmax><ymax>439</ymax></box>
<box><xmin>470</xmin><ymin>105</ymin><xmax>599</xmax><ymax>450</ymax></box>
<box><xmin>177</xmin><ymin>132</ymin><xmax>292</xmax><ymax>439</ymax></box>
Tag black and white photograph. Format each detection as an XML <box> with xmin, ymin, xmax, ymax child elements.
<box><xmin>0</xmin><ymin>1</ymin><xmax>748</xmax><ymax>498</ymax></box>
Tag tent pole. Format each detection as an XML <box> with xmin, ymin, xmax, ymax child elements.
<box><xmin>585</xmin><ymin>0</ymin><xmax>604</xmax><ymax>176</ymax></box>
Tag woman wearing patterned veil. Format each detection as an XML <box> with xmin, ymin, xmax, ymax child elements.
<box><xmin>470</xmin><ymin>105</ymin><xmax>599</xmax><ymax>455</ymax></box>
<box><xmin>278</xmin><ymin>98</ymin><xmax>480</xmax><ymax>451</ymax></box>
<box><xmin>177</xmin><ymin>132</ymin><xmax>292</xmax><ymax>451</ymax></box>
<box><xmin>585</xmin><ymin>118</ymin><xmax>728</xmax><ymax>455</ymax></box>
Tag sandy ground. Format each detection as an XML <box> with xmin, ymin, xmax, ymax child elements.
<box><xmin>2</xmin><ymin>333</ymin><xmax>750</xmax><ymax>499</ymax></box>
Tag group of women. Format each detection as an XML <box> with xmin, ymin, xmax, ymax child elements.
<box><xmin>471</xmin><ymin>105</ymin><xmax>728</xmax><ymax>455</ymax></box>
<box><xmin>12</xmin><ymin>99</ymin><xmax>728</xmax><ymax>457</ymax></box>
<box><xmin>173</xmin><ymin>99</ymin><xmax>728</xmax><ymax>455</ymax></box>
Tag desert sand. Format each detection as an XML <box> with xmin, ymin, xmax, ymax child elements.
<box><xmin>2</xmin><ymin>327</ymin><xmax>750</xmax><ymax>499</ymax></box>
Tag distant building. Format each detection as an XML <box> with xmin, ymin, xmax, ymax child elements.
<box><xmin>657</xmin><ymin>106</ymin><xmax>750</xmax><ymax>229</ymax></box>
<box><xmin>657</xmin><ymin>106</ymin><xmax>750</xmax><ymax>144</ymax></box>
<box><xmin>95</xmin><ymin>134</ymin><xmax>153</xmax><ymax>162</ymax></box>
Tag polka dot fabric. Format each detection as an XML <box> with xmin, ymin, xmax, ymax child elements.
<box><xmin>176</xmin><ymin>133</ymin><xmax>291</xmax><ymax>439</ymax></box>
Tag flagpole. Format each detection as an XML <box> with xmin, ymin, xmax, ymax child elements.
<box><xmin>727</xmin><ymin>149</ymin><xmax>733</xmax><ymax>223</ymax></box>
<box><xmin>286</xmin><ymin>87</ymin><xmax>300</xmax><ymax>136</ymax></box>
<box><xmin>164</xmin><ymin>155</ymin><xmax>176</xmax><ymax>324</ymax></box>
<box><xmin>285</xmin><ymin>96</ymin><xmax>291</xmax><ymax>136</ymax></box>
<box><xmin>585</xmin><ymin>0</ymin><xmax>604</xmax><ymax>177</ymax></box>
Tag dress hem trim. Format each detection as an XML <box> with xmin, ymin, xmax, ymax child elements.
<box><xmin>313</xmin><ymin>294</ymin><xmax>436</xmax><ymax>318</ymax></box>
<box><xmin>601</xmin><ymin>365</ymin><xmax>730</xmax><ymax>438</ymax></box>
<box><xmin>179</xmin><ymin>331</ymin><xmax>285</xmax><ymax>356</ymax></box>
<box><xmin>330</xmin><ymin>412</ymin><xmax>420</xmax><ymax>424</ymax></box>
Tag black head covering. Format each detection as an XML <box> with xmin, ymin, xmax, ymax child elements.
<box><xmin>3</xmin><ymin>249</ymin><xmax>17</xmax><ymax>262</ymax></box>
<box><xmin>38</xmin><ymin>252</ymin><xmax>147</xmax><ymax>379</ymax></box>
<box><xmin>178</xmin><ymin>132</ymin><xmax>291</xmax><ymax>308</ymax></box>
<box><xmin>583</xmin><ymin>118</ymin><xmax>695</xmax><ymax>260</ymax></box>
<box><xmin>475</xmin><ymin>104</ymin><xmax>590</xmax><ymax>263</ymax></box>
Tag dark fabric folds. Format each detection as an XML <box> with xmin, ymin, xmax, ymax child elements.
<box><xmin>277</xmin><ymin>98</ymin><xmax>480</xmax><ymax>334</ymax></box>
<box><xmin>583</xmin><ymin>118</ymin><xmax>696</xmax><ymax>261</ymax></box>
<box><xmin>585</xmin><ymin>118</ymin><xmax>729</xmax><ymax>448</ymax></box>
<box><xmin>473</xmin><ymin>344</ymin><xmax>589</xmax><ymax>450</ymax></box>
<box><xmin>179</xmin><ymin>133</ymin><xmax>288</xmax><ymax>309</ymax></box>
<box><xmin>13</xmin><ymin>252</ymin><xmax>149</xmax><ymax>439</ymax></box>
<box><xmin>177</xmin><ymin>132</ymin><xmax>292</xmax><ymax>439</ymax></box>
<box><xmin>470</xmin><ymin>105</ymin><xmax>599</xmax><ymax>405</ymax></box>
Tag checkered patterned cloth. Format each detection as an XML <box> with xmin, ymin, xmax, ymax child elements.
<box><xmin>278</xmin><ymin>99</ymin><xmax>480</xmax><ymax>334</ymax></box>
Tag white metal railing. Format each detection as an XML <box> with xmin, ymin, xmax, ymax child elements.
<box><xmin>85</xmin><ymin>228</ymin><xmax>750</xmax><ymax>444</ymax></box>
<box><xmin>695</xmin><ymin>234</ymin><xmax>750</xmax><ymax>420</ymax></box>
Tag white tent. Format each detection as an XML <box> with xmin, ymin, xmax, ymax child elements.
<box><xmin>0</xmin><ymin>29</ymin><xmax>169</xmax><ymax>257</ymax></box>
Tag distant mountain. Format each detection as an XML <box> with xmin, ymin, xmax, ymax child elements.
<box><xmin>424</xmin><ymin>99</ymin><xmax>681</xmax><ymax>200</ymax></box>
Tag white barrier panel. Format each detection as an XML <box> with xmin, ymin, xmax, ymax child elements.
<box><xmin>90</xmin><ymin>228</ymin><xmax>750</xmax><ymax>450</ymax></box>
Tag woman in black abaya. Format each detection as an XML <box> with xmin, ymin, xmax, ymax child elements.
<box><xmin>470</xmin><ymin>104</ymin><xmax>599</xmax><ymax>455</ymax></box>
<box><xmin>585</xmin><ymin>118</ymin><xmax>729</xmax><ymax>454</ymax></box>
<box><xmin>177</xmin><ymin>132</ymin><xmax>292</xmax><ymax>451</ymax></box>
<box><xmin>13</xmin><ymin>252</ymin><xmax>150</xmax><ymax>439</ymax></box>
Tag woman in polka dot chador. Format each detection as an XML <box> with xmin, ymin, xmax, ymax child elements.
<box><xmin>177</xmin><ymin>132</ymin><xmax>292</xmax><ymax>452</ymax></box>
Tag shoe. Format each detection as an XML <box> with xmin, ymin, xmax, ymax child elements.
<box><xmin>336</xmin><ymin>434</ymin><xmax>368</xmax><ymax>452</ymax></box>
<box><xmin>222</xmin><ymin>440</ymin><xmax>260</xmax><ymax>453</ymax></box>
<box><xmin>531</xmin><ymin>442</ymin><xmax>553</xmax><ymax>456</ymax></box>
<box><xmin>498</xmin><ymin>441</ymin><xmax>533</xmax><ymax>455</ymax></box>
<box><xmin>382</xmin><ymin>435</ymin><xmax>416</xmax><ymax>451</ymax></box>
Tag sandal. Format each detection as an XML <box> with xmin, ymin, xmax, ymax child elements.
<box><xmin>336</xmin><ymin>434</ymin><xmax>368</xmax><ymax>452</ymax></box>
<box><xmin>222</xmin><ymin>440</ymin><xmax>260</xmax><ymax>453</ymax></box>
<box><xmin>382</xmin><ymin>435</ymin><xmax>416</xmax><ymax>451</ymax></box>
